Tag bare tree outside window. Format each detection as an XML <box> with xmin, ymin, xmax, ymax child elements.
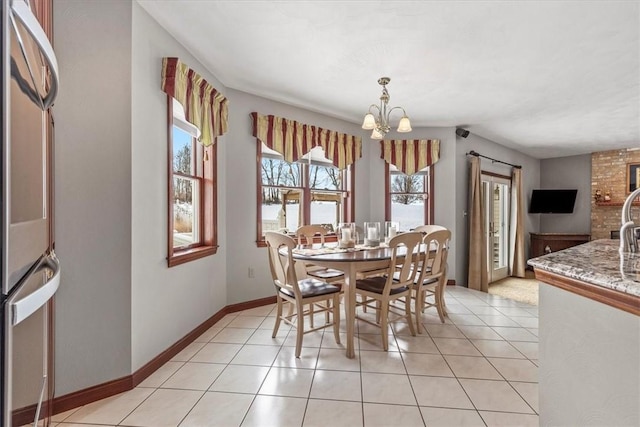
<box><xmin>391</xmin><ymin>174</ymin><xmax>423</xmax><ymax>204</ymax></box>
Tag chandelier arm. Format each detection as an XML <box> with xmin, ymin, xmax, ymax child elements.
<box><xmin>367</xmin><ymin>104</ymin><xmax>381</xmax><ymax>115</ymax></box>
<box><xmin>385</xmin><ymin>106</ymin><xmax>408</xmax><ymax>119</ymax></box>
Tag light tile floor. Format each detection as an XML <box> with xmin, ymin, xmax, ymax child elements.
<box><xmin>51</xmin><ymin>286</ymin><xmax>539</xmax><ymax>427</ymax></box>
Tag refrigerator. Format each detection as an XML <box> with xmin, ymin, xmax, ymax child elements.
<box><xmin>1</xmin><ymin>0</ymin><xmax>60</xmax><ymax>425</ymax></box>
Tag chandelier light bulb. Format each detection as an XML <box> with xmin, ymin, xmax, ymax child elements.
<box><xmin>362</xmin><ymin>113</ymin><xmax>376</xmax><ymax>130</ymax></box>
<box><xmin>371</xmin><ymin>128</ymin><xmax>384</xmax><ymax>140</ymax></box>
<box><xmin>398</xmin><ymin>116</ymin><xmax>412</xmax><ymax>133</ymax></box>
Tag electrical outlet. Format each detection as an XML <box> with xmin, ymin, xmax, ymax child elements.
<box><xmin>248</xmin><ymin>267</ymin><xmax>255</xmax><ymax>279</ymax></box>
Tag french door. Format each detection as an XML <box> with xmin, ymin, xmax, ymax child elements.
<box><xmin>482</xmin><ymin>174</ymin><xmax>511</xmax><ymax>283</ymax></box>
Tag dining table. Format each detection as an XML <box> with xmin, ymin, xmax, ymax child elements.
<box><xmin>288</xmin><ymin>242</ymin><xmax>418</xmax><ymax>359</ymax></box>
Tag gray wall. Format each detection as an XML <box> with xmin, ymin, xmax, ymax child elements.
<box><xmin>54</xmin><ymin>0</ymin><xmax>132</xmax><ymax>395</ymax></box>
<box><xmin>130</xmin><ymin>2</ymin><xmax>229</xmax><ymax>372</ymax></box>
<box><xmin>539</xmin><ymin>154</ymin><xmax>591</xmax><ymax>233</ymax></box>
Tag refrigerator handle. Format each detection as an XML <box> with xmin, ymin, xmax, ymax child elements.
<box><xmin>11</xmin><ymin>253</ymin><xmax>60</xmax><ymax>326</ymax></box>
<box><xmin>10</xmin><ymin>0</ymin><xmax>59</xmax><ymax>110</ymax></box>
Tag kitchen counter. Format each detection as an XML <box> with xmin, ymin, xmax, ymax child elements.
<box><xmin>528</xmin><ymin>239</ymin><xmax>639</xmax><ymax>426</ymax></box>
<box><xmin>528</xmin><ymin>239</ymin><xmax>640</xmax><ymax>315</ymax></box>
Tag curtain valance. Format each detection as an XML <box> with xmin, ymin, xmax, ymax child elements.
<box><xmin>251</xmin><ymin>112</ymin><xmax>362</xmax><ymax>170</ymax></box>
<box><xmin>380</xmin><ymin>139</ymin><xmax>440</xmax><ymax>175</ymax></box>
<box><xmin>161</xmin><ymin>57</ymin><xmax>228</xmax><ymax>146</ymax></box>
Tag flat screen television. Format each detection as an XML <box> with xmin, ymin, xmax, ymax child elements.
<box><xmin>528</xmin><ymin>189</ymin><xmax>578</xmax><ymax>214</ymax></box>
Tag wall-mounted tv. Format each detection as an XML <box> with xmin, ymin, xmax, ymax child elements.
<box><xmin>529</xmin><ymin>189</ymin><xmax>578</xmax><ymax>214</ymax></box>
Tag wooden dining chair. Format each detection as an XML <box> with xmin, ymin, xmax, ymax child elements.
<box><xmin>354</xmin><ymin>232</ymin><xmax>422</xmax><ymax>350</ymax></box>
<box><xmin>265</xmin><ymin>231</ymin><xmax>342</xmax><ymax>357</ymax></box>
<box><xmin>294</xmin><ymin>224</ymin><xmax>345</xmax><ymax>283</ymax></box>
<box><xmin>411</xmin><ymin>229</ymin><xmax>451</xmax><ymax>330</ymax></box>
<box><xmin>413</xmin><ymin>224</ymin><xmax>448</xmax><ymax>234</ymax></box>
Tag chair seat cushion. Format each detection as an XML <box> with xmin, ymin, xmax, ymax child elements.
<box><xmin>356</xmin><ymin>276</ymin><xmax>409</xmax><ymax>295</ymax></box>
<box><xmin>307</xmin><ymin>268</ymin><xmax>344</xmax><ymax>280</ymax></box>
<box><xmin>279</xmin><ymin>278</ymin><xmax>342</xmax><ymax>298</ymax></box>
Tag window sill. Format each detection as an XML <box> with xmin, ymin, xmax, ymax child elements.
<box><xmin>168</xmin><ymin>245</ymin><xmax>218</xmax><ymax>267</ymax></box>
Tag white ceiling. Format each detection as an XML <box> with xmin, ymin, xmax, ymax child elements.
<box><xmin>138</xmin><ymin>0</ymin><xmax>640</xmax><ymax>159</ymax></box>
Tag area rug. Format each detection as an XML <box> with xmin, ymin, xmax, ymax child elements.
<box><xmin>488</xmin><ymin>270</ymin><xmax>539</xmax><ymax>306</ymax></box>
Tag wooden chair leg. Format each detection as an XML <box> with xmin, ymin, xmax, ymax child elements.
<box><xmin>273</xmin><ymin>296</ymin><xmax>283</xmax><ymax>338</ymax></box>
<box><xmin>439</xmin><ymin>283</ymin><xmax>448</xmax><ymax>317</ymax></box>
<box><xmin>287</xmin><ymin>301</ymin><xmax>294</xmax><ymax>317</ymax></box>
<box><xmin>295</xmin><ymin>302</ymin><xmax>304</xmax><ymax>358</ymax></box>
<box><xmin>380</xmin><ymin>302</ymin><xmax>390</xmax><ymax>351</ymax></box>
<box><xmin>435</xmin><ymin>285</ymin><xmax>446</xmax><ymax>323</ymax></box>
<box><xmin>405</xmin><ymin>297</ymin><xmax>416</xmax><ymax>336</ymax></box>
<box><xmin>325</xmin><ymin>300</ymin><xmax>331</xmax><ymax>324</ymax></box>
<box><xmin>332</xmin><ymin>294</ymin><xmax>341</xmax><ymax>344</ymax></box>
<box><xmin>309</xmin><ymin>302</ymin><xmax>314</xmax><ymax>328</ymax></box>
<box><xmin>414</xmin><ymin>289</ymin><xmax>424</xmax><ymax>334</ymax></box>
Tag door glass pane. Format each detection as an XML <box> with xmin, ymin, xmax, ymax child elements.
<box><xmin>492</xmin><ymin>183</ymin><xmax>502</xmax><ymax>268</ymax></box>
<box><xmin>495</xmin><ymin>183</ymin><xmax>509</xmax><ymax>269</ymax></box>
<box><xmin>173</xmin><ymin>176</ymin><xmax>198</xmax><ymax>248</ymax></box>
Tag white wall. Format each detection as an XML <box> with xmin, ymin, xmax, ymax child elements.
<box><xmin>455</xmin><ymin>133</ymin><xmax>541</xmax><ymax>285</ymax></box>
<box><xmin>53</xmin><ymin>0</ymin><xmax>133</xmax><ymax>395</ymax></box>
<box><xmin>130</xmin><ymin>3</ymin><xmax>229</xmax><ymax>371</ymax></box>
<box><xmin>539</xmin><ymin>154</ymin><xmax>591</xmax><ymax>233</ymax></box>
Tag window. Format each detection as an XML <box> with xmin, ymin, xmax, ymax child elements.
<box><xmin>167</xmin><ymin>97</ymin><xmax>217</xmax><ymax>266</ymax></box>
<box><xmin>257</xmin><ymin>143</ymin><xmax>354</xmax><ymax>245</ymax></box>
<box><xmin>385</xmin><ymin>162</ymin><xmax>434</xmax><ymax>231</ymax></box>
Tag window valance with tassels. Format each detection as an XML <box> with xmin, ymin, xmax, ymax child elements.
<box><xmin>161</xmin><ymin>57</ymin><xmax>228</xmax><ymax>147</ymax></box>
<box><xmin>380</xmin><ymin>139</ymin><xmax>440</xmax><ymax>175</ymax></box>
<box><xmin>251</xmin><ymin>112</ymin><xmax>362</xmax><ymax>170</ymax></box>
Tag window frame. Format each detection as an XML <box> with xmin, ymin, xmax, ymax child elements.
<box><xmin>167</xmin><ymin>96</ymin><xmax>218</xmax><ymax>266</ymax></box>
<box><xmin>255</xmin><ymin>142</ymin><xmax>355</xmax><ymax>247</ymax></box>
<box><xmin>384</xmin><ymin>162</ymin><xmax>434</xmax><ymax>228</ymax></box>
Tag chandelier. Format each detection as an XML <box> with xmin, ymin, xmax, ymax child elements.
<box><xmin>361</xmin><ymin>77</ymin><xmax>412</xmax><ymax>139</ymax></box>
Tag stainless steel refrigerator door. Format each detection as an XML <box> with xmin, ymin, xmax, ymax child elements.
<box><xmin>3</xmin><ymin>253</ymin><xmax>59</xmax><ymax>426</ymax></box>
<box><xmin>3</xmin><ymin>0</ymin><xmax>59</xmax><ymax>296</ymax></box>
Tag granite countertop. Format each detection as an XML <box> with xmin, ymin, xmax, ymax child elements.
<box><xmin>527</xmin><ymin>239</ymin><xmax>640</xmax><ymax>298</ymax></box>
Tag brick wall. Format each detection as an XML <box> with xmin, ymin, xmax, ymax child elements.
<box><xmin>591</xmin><ymin>149</ymin><xmax>640</xmax><ymax>239</ymax></box>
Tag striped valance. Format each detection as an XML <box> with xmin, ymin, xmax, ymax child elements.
<box><xmin>251</xmin><ymin>112</ymin><xmax>362</xmax><ymax>170</ymax></box>
<box><xmin>380</xmin><ymin>139</ymin><xmax>440</xmax><ymax>175</ymax></box>
<box><xmin>161</xmin><ymin>57</ymin><xmax>228</xmax><ymax>146</ymax></box>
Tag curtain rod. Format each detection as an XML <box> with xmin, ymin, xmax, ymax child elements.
<box><xmin>466</xmin><ymin>150</ymin><xmax>522</xmax><ymax>169</ymax></box>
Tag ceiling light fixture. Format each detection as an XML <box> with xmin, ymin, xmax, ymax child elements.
<box><xmin>361</xmin><ymin>77</ymin><xmax>412</xmax><ymax>140</ymax></box>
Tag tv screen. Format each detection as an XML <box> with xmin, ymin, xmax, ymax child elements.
<box><xmin>529</xmin><ymin>189</ymin><xmax>578</xmax><ymax>214</ymax></box>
